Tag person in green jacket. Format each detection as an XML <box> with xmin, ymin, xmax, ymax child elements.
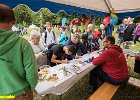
<box><xmin>0</xmin><ymin>4</ymin><xmax>38</xmax><ymax>99</ymax></box>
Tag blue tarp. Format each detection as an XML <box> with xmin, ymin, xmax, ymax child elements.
<box><xmin>0</xmin><ymin>0</ymin><xmax>139</xmax><ymax>18</ymax></box>
<box><xmin>118</xmin><ymin>11</ymin><xmax>140</xmax><ymax>19</ymax></box>
<box><xmin>0</xmin><ymin>0</ymin><xmax>107</xmax><ymax>17</ymax></box>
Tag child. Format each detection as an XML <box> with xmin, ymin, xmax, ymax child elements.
<box><xmin>91</xmin><ymin>31</ymin><xmax>102</xmax><ymax>51</ymax></box>
<box><xmin>58</xmin><ymin>26</ymin><xmax>68</xmax><ymax>45</ymax></box>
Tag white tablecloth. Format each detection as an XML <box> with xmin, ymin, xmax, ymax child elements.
<box><xmin>35</xmin><ymin>52</ymin><xmax>99</xmax><ymax>96</ymax></box>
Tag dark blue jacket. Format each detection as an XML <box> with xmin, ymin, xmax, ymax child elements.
<box><xmin>66</xmin><ymin>38</ymin><xmax>87</xmax><ymax>59</ymax></box>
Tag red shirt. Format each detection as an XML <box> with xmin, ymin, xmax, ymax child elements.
<box><xmin>92</xmin><ymin>45</ymin><xmax>128</xmax><ymax>82</ymax></box>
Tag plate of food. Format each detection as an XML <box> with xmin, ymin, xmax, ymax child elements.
<box><xmin>46</xmin><ymin>74</ymin><xmax>58</xmax><ymax>81</ymax></box>
<box><xmin>38</xmin><ymin>71</ymin><xmax>47</xmax><ymax>80</ymax></box>
<box><xmin>38</xmin><ymin>66</ymin><xmax>49</xmax><ymax>80</ymax></box>
<box><xmin>38</xmin><ymin>65</ymin><xmax>50</xmax><ymax>72</ymax></box>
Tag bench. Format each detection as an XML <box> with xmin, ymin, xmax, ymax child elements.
<box><xmin>89</xmin><ymin>82</ymin><xmax>120</xmax><ymax>100</ymax></box>
<box><xmin>128</xmin><ymin>77</ymin><xmax>140</xmax><ymax>88</ymax></box>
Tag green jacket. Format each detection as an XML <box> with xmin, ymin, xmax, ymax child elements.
<box><xmin>0</xmin><ymin>30</ymin><xmax>38</xmax><ymax>96</ymax></box>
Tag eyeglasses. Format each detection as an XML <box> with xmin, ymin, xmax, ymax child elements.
<box><xmin>103</xmin><ymin>41</ymin><xmax>107</xmax><ymax>43</ymax></box>
<box><xmin>46</xmin><ymin>25</ymin><xmax>52</xmax><ymax>28</ymax></box>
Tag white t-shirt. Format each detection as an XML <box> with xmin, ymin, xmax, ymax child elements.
<box><xmin>42</xmin><ymin>30</ymin><xmax>56</xmax><ymax>46</ymax></box>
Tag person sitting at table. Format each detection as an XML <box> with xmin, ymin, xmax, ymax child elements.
<box><xmin>66</xmin><ymin>29</ymin><xmax>87</xmax><ymax>60</ymax></box>
<box><xmin>91</xmin><ymin>31</ymin><xmax>102</xmax><ymax>51</ymax></box>
<box><xmin>29</xmin><ymin>30</ymin><xmax>48</xmax><ymax>67</ymax></box>
<box><xmin>47</xmin><ymin>44</ymin><xmax>75</xmax><ymax>67</ymax></box>
<box><xmin>90</xmin><ymin>36</ymin><xmax>128</xmax><ymax>92</ymax></box>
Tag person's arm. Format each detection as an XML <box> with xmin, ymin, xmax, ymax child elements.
<box><xmin>22</xmin><ymin>38</ymin><xmax>38</xmax><ymax>88</ymax></box>
<box><xmin>35</xmin><ymin>52</ymin><xmax>45</xmax><ymax>59</ymax></box>
<box><xmin>51</xmin><ymin>54</ymin><xmax>68</xmax><ymax>64</ymax></box>
<box><xmin>92</xmin><ymin>51</ymin><xmax>108</xmax><ymax>65</ymax></box>
<box><xmin>80</xmin><ymin>42</ymin><xmax>88</xmax><ymax>54</ymax></box>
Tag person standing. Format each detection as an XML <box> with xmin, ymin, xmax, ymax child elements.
<box><xmin>58</xmin><ymin>27</ymin><xmax>67</xmax><ymax>45</ymax></box>
<box><xmin>0</xmin><ymin>4</ymin><xmax>38</xmax><ymax>99</ymax></box>
<box><xmin>82</xmin><ymin>24</ymin><xmax>94</xmax><ymax>52</ymax></box>
<box><xmin>98</xmin><ymin>24</ymin><xmax>106</xmax><ymax>39</ymax></box>
<box><xmin>67</xmin><ymin>31</ymin><xmax>87</xmax><ymax>59</ymax></box>
<box><xmin>133</xmin><ymin>22</ymin><xmax>140</xmax><ymax>45</ymax></box>
<box><xmin>116</xmin><ymin>18</ymin><xmax>128</xmax><ymax>46</ymax></box>
<box><xmin>105</xmin><ymin>24</ymin><xmax>114</xmax><ymax>36</ymax></box>
<box><xmin>123</xmin><ymin>17</ymin><xmax>136</xmax><ymax>42</ymax></box>
<box><xmin>42</xmin><ymin>22</ymin><xmax>56</xmax><ymax>47</ymax></box>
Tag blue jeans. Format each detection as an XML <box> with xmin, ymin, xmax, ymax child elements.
<box><xmin>117</xmin><ymin>36</ymin><xmax>123</xmax><ymax>46</ymax></box>
<box><xmin>90</xmin><ymin>66</ymin><xmax>126</xmax><ymax>90</ymax></box>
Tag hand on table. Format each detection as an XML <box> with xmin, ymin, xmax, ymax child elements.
<box><xmin>61</xmin><ymin>59</ymin><xmax>69</xmax><ymax>63</ymax></box>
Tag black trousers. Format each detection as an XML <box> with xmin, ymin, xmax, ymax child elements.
<box><xmin>90</xmin><ymin>66</ymin><xmax>125</xmax><ymax>90</ymax></box>
<box><xmin>134</xmin><ymin>59</ymin><xmax>140</xmax><ymax>74</ymax></box>
<box><xmin>133</xmin><ymin>35</ymin><xmax>140</xmax><ymax>44</ymax></box>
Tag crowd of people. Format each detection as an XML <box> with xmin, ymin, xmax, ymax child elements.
<box><xmin>117</xmin><ymin>17</ymin><xmax>140</xmax><ymax>47</ymax></box>
<box><xmin>0</xmin><ymin>4</ymin><xmax>139</xmax><ymax>100</ymax></box>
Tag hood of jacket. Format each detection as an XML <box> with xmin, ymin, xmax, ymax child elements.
<box><xmin>0</xmin><ymin>30</ymin><xmax>20</xmax><ymax>55</ymax></box>
<box><xmin>109</xmin><ymin>45</ymin><xmax>123</xmax><ymax>53</ymax></box>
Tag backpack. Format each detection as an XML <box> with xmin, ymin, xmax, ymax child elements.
<box><xmin>44</xmin><ymin>31</ymin><xmax>56</xmax><ymax>43</ymax></box>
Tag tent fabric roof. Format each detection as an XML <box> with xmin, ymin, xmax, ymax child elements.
<box><xmin>48</xmin><ymin>0</ymin><xmax>110</xmax><ymax>13</ymax></box>
<box><xmin>49</xmin><ymin>0</ymin><xmax>140</xmax><ymax>13</ymax></box>
<box><xmin>0</xmin><ymin>0</ymin><xmax>140</xmax><ymax>18</ymax></box>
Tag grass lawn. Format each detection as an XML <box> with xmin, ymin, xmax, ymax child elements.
<box><xmin>23</xmin><ymin>27</ymin><xmax>140</xmax><ymax>100</ymax></box>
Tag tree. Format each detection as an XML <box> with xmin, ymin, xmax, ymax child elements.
<box><xmin>13</xmin><ymin>4</ymin><xmax>33</xmax><ymax>26</ymax></box>
<box><xmin>70</xmin><ymin>12</ymin><xmax>78</xmax><ymax>20</ymax></box>
<box><xmin>95</xmin><ymin>16</ymin><xmax>102</xmax><ymax>26</ymax></box>
<box><xmin>55</xmin><ymin>10</ymin><xmax>68</xmax><ymax>25</ymax></box>
<box><xmin>134</xmin><ymin>16</ymin><xmax>140</xmax><ymax>23</ymax></box>
<box><xmin>38</xmin><ymin>8</ymin><xmax>55</xmax><ymax>24</ymax></box>
<box><xmin>81</xmin><ymin>13</ymin><xmax>88</xmax><ymax>19</ymax></box>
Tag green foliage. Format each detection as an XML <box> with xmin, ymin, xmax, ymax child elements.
<box><xmin>32</xmin><ymin>12</ymin><xmax>40</xmax><ymax>26</ymax></box>
<box><xmin>95</xmin><ymin>16</ymin><xmax>102</xmax><ymax>26</ymax></box>
<box><xmin>134</xmin><ymin>16</ymin><xmax>140</xmax><ymax>23</ymax></box>
<box><xmin>55</xmin><ymin>10</ymin><xmax>69</xmax><ymax>25</ymax></box>
<box><xmin>80</xmin><ymin>13</ymin><xmax>88</xmax><ymax>19</ymax></box>
<box><xmin>38</xmin><ymin>8</ymin><xmax>55</xmax><ymax>24</ymax></box>
<box><xmin>66</xmin><ymin>16</ymin><xmax>71</xmax><ymax>25</ymax></box>
<box><xmin>13</xmin><ymin>4</ymin><xmax>33</xmax><ymax>26</ymax></box>
<box><xmin>13</xmin><ymin>4</ymin><xmax>140</xmax><ymax>30</ymax></box>
<box><xmin>57</xmin><ymin>10</ymin><xmax>68</xmax><ymax>17</ymax></box>
<box><xmin>70</xmin><ymin>12</ymin><xmax>78</xmax><ymax>20</ymax></box>
<box><xmin>55</xmin><ymin>16</ymin><xmax>61</xmax><ymax>25</ymax></box>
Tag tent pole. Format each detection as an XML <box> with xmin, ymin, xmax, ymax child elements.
<box><xmin>40</xmin><ymin>12</ymin><xmax>43</xmax><ymax>36</ymax></box>
<box><xmin>104</xmin><ymin>0</ymin><xmax>113</xmax><ymax>13</ymax></box>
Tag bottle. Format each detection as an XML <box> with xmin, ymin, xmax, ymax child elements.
<box><xmin>63</xmin><ymin>66</ymin><xmax>67</xmax><ymax>76</ymax></box>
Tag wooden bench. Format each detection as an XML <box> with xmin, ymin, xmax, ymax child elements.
<box><xmin>128</xmin><ymin>77</ymin><xmax>140</xmax><ymax>88</ymax></box>
<box><xmin>89</xmin><ymin>82</ymin><xmax>120</xmax><ymax>100</ymax></box>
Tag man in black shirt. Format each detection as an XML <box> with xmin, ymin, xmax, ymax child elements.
<box><xmin>47</xmin><ymin>45</ymin><xmax>75</xmax><ymax>67</ymax></box>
